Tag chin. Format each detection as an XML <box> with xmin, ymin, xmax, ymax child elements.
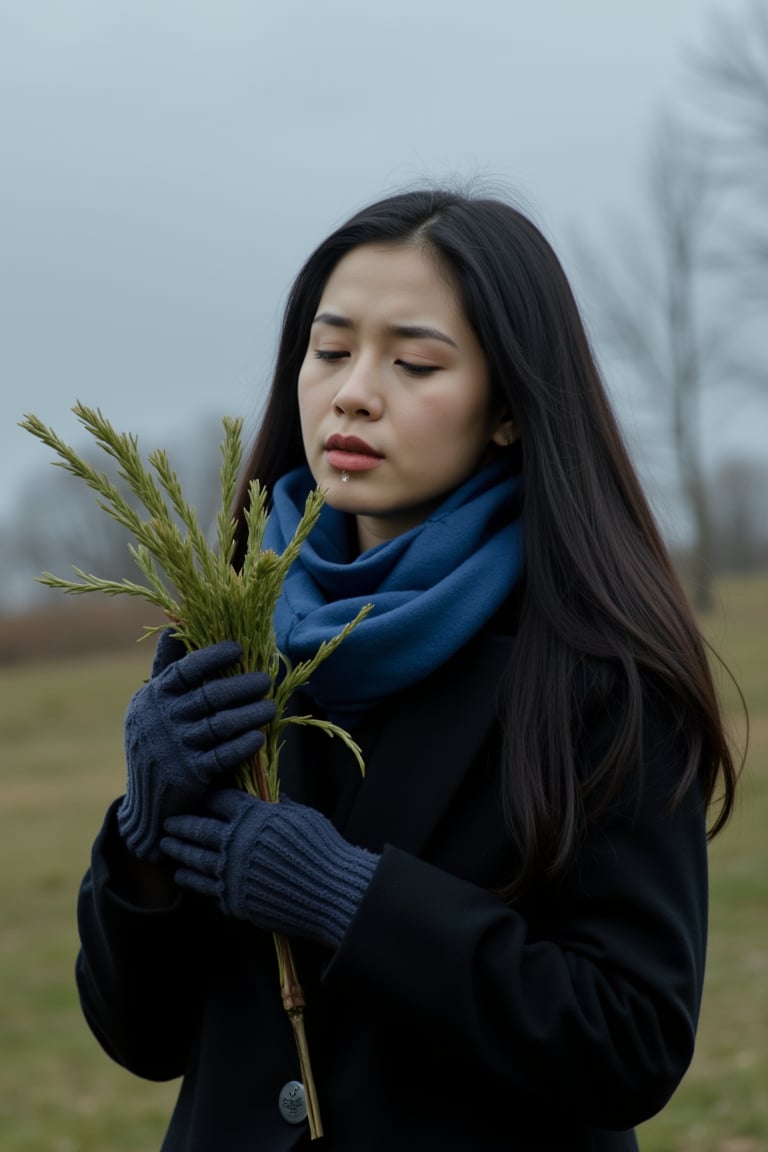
<box><xmin>321</xmin><ymin>488</ymin><xmax>358</xmax><ymax>512</ymax></box>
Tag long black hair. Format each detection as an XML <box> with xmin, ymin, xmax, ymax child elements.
<box><xmin>233</xmin><ymin>189</ymin><xmax>739</xmax><ymax>892</ymax></box>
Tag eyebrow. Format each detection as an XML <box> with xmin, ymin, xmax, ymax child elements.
<box><xmin>312</xmin><ymin>311</ymin><xmax>457</xmax><ymax>348</ymax></box>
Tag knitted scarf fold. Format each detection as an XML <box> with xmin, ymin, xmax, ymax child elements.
<box><xmin>263</xmin><ymin>459</ymin><xmax>524</xmax><ymax>719</ymax></box>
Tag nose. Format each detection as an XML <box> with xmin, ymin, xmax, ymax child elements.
<box><xmin>332</xmin><ymin>356</ymin><xmax>384</xmax><ymax>420</ymax></box>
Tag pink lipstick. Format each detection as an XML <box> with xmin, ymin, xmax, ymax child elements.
<box><xmin>325</xmin><ymin>434</ymin><xmax>383</xmax><ymax>474</ymax></box>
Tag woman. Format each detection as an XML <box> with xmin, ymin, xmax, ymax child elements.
<box><xmin>76</xmin><ymin>189</ymin><xmax>739</xmax><ymax>1150</ymax></box>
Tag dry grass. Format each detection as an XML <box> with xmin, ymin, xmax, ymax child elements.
<box><xmin>638</xmin><ymin>575</ymin><xmax>768</xmax><ymax>1152</ymax></box>
<box><xmin>0</xmin><ymin>647</ymin><xmax>178</xmax><ymax>1150</ymax></box>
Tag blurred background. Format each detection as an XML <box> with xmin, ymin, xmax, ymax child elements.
<box><xmin>2</xmin><ymin>0</ymin><xmax>767</xmax><ymax>613</ymax></box>
<box><xmin>1</xmin><ymin>2</ymin><xmax>766</xmax><ymax>1149</ymax></box>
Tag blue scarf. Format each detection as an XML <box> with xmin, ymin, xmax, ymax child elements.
<box><xmin>263</xmin><ymin>458</ymin><xmax>524</xmax><ymax>719</ymax></box>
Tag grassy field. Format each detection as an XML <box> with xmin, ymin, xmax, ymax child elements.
<box><xmin>0</xmin><ymin>577</ymin><xmax>766</xmax><ymax>1150</ymax></box>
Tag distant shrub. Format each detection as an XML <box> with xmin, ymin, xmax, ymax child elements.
<box><xmin>0</xmin><ymin>600</ymin><xmax>165</xmax><ymax>665</ymax></box>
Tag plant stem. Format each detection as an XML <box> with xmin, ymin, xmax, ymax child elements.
<box><xmin>277</xmin><ymin>936</ymin><xmax>323</xmax><ymax>1140</ymax></box>
<box><xmin>249</xmin><ymin>750</ymin><xmax>323</xmax><ymax>1139</ymax></box>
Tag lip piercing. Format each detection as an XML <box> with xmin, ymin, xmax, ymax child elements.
<box><xmin>340</xmin><ymin>471</ymin><xmax>350</xmax><ymax>483</ymax></box>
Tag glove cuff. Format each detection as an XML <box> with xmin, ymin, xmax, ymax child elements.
<box><xmin>117</xmin><ymin>776</ymin><xmax>155</xmax><ymax>860</ymax></box>
<box><xmin>118</xmin><ymin>772</ymin><xmax>177</xmax><ymax>862</ymax></box>
<box><xmin>236</xmin><ymin>804</ymin><xmax>380</xmax><ymax>949</ymax></box>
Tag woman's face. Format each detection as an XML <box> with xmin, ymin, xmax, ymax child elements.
<box><xmin>298</xmin><ymin>243</ymin><xmax>515</xmax><ymax>552</ymax></box>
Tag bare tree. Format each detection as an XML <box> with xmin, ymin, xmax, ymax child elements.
<box><xmin>5</xmin><ymin>451</ymin><xmax>139</xmax><ymax>612</ymax></box>
<box><xmin>690</xmin><ymin>0</ymin><xmax>768</xmax><ymax>289</ymax></box>
<box><xmin>576</xmin><ymin>116</ymin><xmax>743</xmax><ymax>611</ymax></box>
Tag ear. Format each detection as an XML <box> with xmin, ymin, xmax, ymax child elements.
<box><xmin>491</xmin><ymin>418</ymin><xmax>518</xmax><ymax>448</ymax></box>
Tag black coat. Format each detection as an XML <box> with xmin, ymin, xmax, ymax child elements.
<box><xmin>76</xmin><ymin>628</ymin><xmax>708</xmax><ymax>1150</ymax></box>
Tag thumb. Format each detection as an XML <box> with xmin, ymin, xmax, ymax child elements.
<box><xmin>151</xmin><ymin>628</ymin><xmax>189</xmax><ymax>676</ymax></box>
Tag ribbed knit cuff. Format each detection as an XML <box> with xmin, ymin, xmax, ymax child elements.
<box><xmin>116</xmin><ymin>776</ymin><xmax>156</xmax><ymax>859</ymax></box>
<box><xmin>116</xmin><ymin>767</ymin><xmax>172</xmax><ymax>862</ymax></box>
<box><xmin>238</xmin><ymin>807</ymin><xmax>380</xmax><ymax>949</ymax></box>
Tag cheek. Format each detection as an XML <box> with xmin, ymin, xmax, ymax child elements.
<box><xmin>297</xmin><ymin>367</ymin><xmax>317</xmax><ymax>431</ymax></box>
<box><xmin>408</xmin><ymin>392</ymin><xmax>490</xmax><ymax>451</ymax></box>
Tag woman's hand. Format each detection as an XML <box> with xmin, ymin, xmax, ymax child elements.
<box><xmin>161</xmin><ymin>789</ymin><xmax>379</xmax><ymax>949</ymax></box>
<box><xmin>117</xmin><ymin>631</ymin><xmax>276</xmax><ymax>861</ymax></box>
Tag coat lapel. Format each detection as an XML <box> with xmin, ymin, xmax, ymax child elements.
<box><xmin>341</xmin><ymin>631</ymin><xmax>515</xmax><ymax>856</ymax></box>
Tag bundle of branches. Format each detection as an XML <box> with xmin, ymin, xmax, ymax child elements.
<box><xmin>21</xmin><ymin>402</ymin><xmax>371</xmax><ymax>1139</ymax></box>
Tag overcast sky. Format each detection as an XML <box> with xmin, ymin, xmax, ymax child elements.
<box><xmin>2</xmin><ymin>0</ymin><xmax>765</xmax><ymax>540</ymax></box>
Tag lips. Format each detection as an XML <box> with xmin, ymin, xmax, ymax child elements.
<box><xmin>324</xmin><ymin>433</ymin><xmax>384</xmax><ymax>475</ymax></box>
<box><xmin>325</xmin><ymin>434</ymin><xmax>382</xmax><ymax>458</ymax></box>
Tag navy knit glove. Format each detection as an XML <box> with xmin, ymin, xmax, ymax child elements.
<box><xmin>161</xmin><ymin>789</ymin><xmax>380</xmax><ymax>949</ymax></box>
<box><xmin>117</xmin><ymin>631</ymin><xmax>276</xmax><ymax>861</ymax></box>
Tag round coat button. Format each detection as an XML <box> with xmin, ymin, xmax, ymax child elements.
<box><xmin>278</xmin><ymin>1080</ymin><xmax>307</xmax><ymax>1125</ymax></box>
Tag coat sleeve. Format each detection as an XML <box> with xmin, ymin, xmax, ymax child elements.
<box><xmin>75</xmin><ymin>800</ymin><xmax>215</xmax><ymax>1081</ymax></box>
<box><xmin>323</xmin><ymin>690</ymin><xmax>709</xmax><ymax>1131</ymax></box>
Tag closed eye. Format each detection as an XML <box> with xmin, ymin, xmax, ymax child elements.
<box><xmin>396</xmin><ymin>360</ymin><xmax>441</xmax><ymax>377</ymax></box>
<box><xmin>314</xmin><ymin>349</ymin><xmax>349</xmax><ymax>362</ymax></box>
